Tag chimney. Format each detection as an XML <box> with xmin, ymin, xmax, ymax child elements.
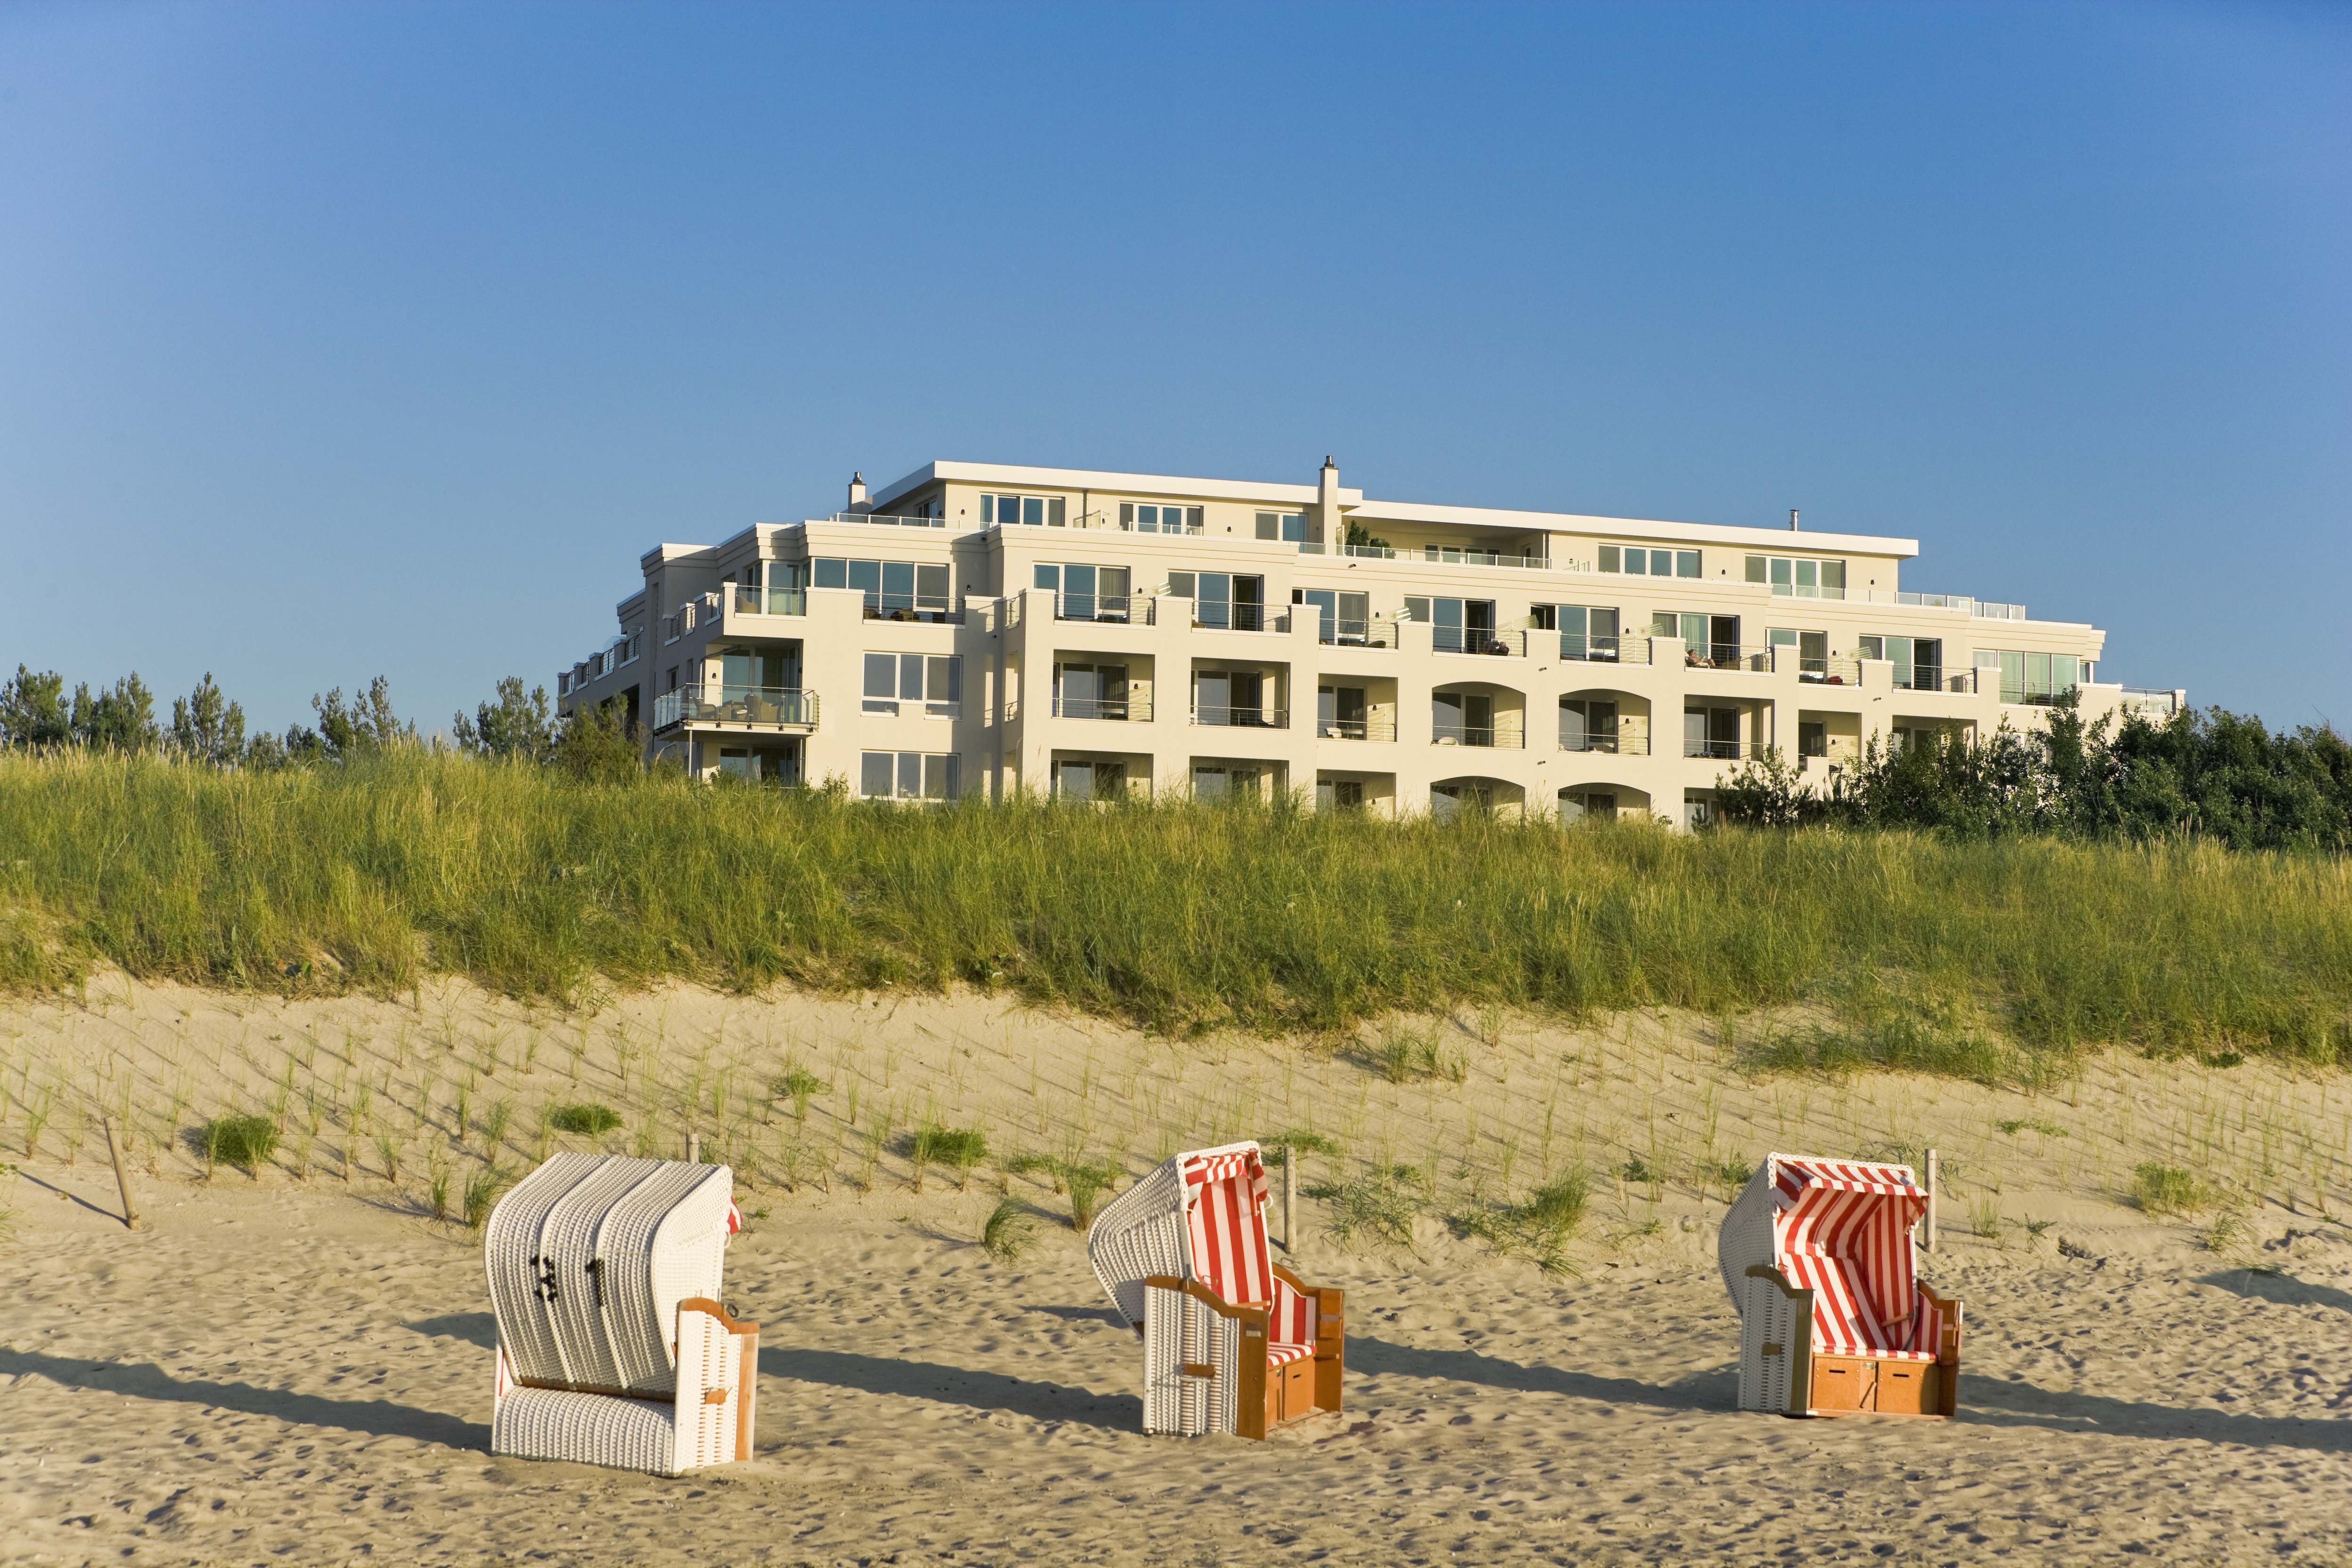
<box><xmin>1789</xmin><ymin>508</ymin><xmax>1800</xmax><ymax>531</ymax></box>
<box><xmin>848</xmin><ymin>472</ymin><xmax>869</xmax><ymax>513</ymax></box>
<box><xmin>1316</xmin><ymin>455</ymin><xmax>1340</xmax><ymax>547</ymax></box>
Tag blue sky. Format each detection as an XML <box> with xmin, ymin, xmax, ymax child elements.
<box><xmin>3</xmin><ymin>2</ymin><xmax>2345</xmax><ymax>733</ymax></box>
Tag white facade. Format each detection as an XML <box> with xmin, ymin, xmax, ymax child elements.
<box><xmin>556</xmin><ymin>457</ymin><xmax>2182</xmax><ymax>826</ymax></box>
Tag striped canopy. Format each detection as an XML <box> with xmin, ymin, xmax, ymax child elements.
<box><xmin>1771</xmin><ymin>1157</ymin><xmax>1939</xmax><ymax>1360</ymax></box>
<box><xmin>1180</xmin><ymin>1145</ymin><xmax>1274</xmax><ymax>1309</ymax></box>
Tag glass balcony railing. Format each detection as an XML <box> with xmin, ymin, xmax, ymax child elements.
<box><xmin>653</xmin><ymin>686</ymin><xmax>818</xmax><ymax>732</ymax></box>
<box><xmin>1192</xmin><ymin>705</ymin><xmax>1289</xmax><ymax>729</ymax></box>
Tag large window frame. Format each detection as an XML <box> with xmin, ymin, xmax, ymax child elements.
<box><xmin>1598</xmin><ymin>545</ymin><xmax>1701</xmax><ymax>580</ymax></box>
<box><xmin>812</xmin><ymin>557</ymin><xmax>952</xmax><ymax>620</ymax></box>
<box><xmin>862</xmin><ymin>653</ymin><xmax>962</xmax><ymax>717</ymax></box>
<box><xmin>859</xmin><ymin>750</ymin><xmax>959</xmax><ymax>801</ymax></box>
<box><xmin>1744</xmin><ymin>555</ymin><xmax>1849</xmax><ymax>598</ymax></box>
<box><xmin>981</xmin><ymin>493</ymin><xmax>1067</xmax><ymax>527</ymax></box>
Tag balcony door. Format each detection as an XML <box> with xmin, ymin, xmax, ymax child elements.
<box><xmin>1297</xmin><ymin>588</ymin><xmax>1370</xmax><ymax>644</ymax></box>
<box><xmin>1684</xmin><ymin>705</ymin><xmax>1740</xmax><ymax>759</ymax></box>
<box><xmin>1196</xmin><ymin>669</ymin><xmax>1266</xmax><ymax>727</ymax></box>
<box><xmin>1560</xmin><ymin>697</ymin><xmax>1617</xmax><ymax>752</ymax></box>
<box><xmin>1318</xmin><ymin>684</ymin><xmax>1368</xmax><ymax>739</ymax></box>
<box><xmin>1056</xmin><ymin>662</ymin><xmax>1128</xmax><ymax>721</ymax></box>
<box><xmin>1433</xmin><ymin>689</ymin><xmax>1492</xmax><ymax>745</ymax></box>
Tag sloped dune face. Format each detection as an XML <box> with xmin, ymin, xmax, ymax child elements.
<box><xmin>7</xmin><ymin>979</ymin><xmax>2352</xmax><ymax>1564</ymax></box>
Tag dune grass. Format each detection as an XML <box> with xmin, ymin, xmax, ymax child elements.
<box><xmin>1</xmin><ymin>750</ymin><xmax>2348</xmax><ymax>1074</ymax></box>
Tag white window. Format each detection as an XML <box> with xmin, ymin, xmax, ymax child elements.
<box><xmin>1745</xmin><ymin>555</ymin><xmax>1848</xmax><ymax>598</ymax></box>
<box><xmin>1253</xmin><ymin>511</ymin><xmax>1306</xmax><ymax>543</ymax></box>
<box><xmin>863</xmin><ymin>653</ymin><xmax>962</xmax><ymax>716</ymax></box>
<box><xmin>1122</xmin><ymin>502</ymin><xmax>1202</xmax><ymax>535</ymax></box>
<box><xmin>981</xmin><ymin>493</ymin><xmax>1067</xmax><ymax>527</ymax></box>
<box><xmin>860</xmin><ymin>751</ymin><xmax>959</xmax><ymax>800</ymax></box>
<box><xmin>812</xmin><ymin>558</ymin><xmax>952</xmax><ymax>619</ymax></box>
<box><xmin>1599</xmin><ymin>545</ymin><xmax>1700</xmax><ymax>579</ymax></box>
<box><xmin>1033</xmin><ymin>563</ymin><xmax>1133</xmax><ymax>621</ymax></box>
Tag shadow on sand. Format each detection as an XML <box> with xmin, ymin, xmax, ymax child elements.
<box><xmin>0</xmin><ymin>1346</ymin><xmax>484</xmax><ymax>1450</ymax></box>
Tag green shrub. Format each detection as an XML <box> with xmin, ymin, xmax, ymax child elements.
<box><xmin>1311</xmin><ymin>1164</ymin><xmax>1429</xmax><ymax>1254</ymax></box>
<box><xmin>770</xmin><ymin>1068</ymin><xmax>827</xmax><ymax>1122</ymax></box>
<box><xmin>980</xmin><ymin>1197</ymin><xmax>1037</xmax><ymax>1263</ymax></box>
<box><xmin>463</xmin><ymin>1163</ymin><xmax>511</xmax><ymax>1227</ymax></box>
<box><xmin>549</xmin><ymin>1102</ymin><xmax>621</xmax><ymax>1136</ymax></box>
<box><xmin>1452</xmin><ymin>1170</ymin><xmax>1590</xmax><ymax>1272</ymax></box>
<box><xmin>906</xmin><ymin>1126</ymin><xmax>988</xmax><ymax>1192</ymax></box>
<box><xmin>199</xmin><ymin>1114</ymin><xmax>278</xmax><ymax>1176</ymax></box>
<box><xmin>1256</xmin><ymin>1129</ymin><xmax>1342</xmax><ymax>1167</ymax></box>
<box><xmin>2133</xmin><ymin>1162</ymin><xmax>2215</xmax><ymax>1216</ymax></box>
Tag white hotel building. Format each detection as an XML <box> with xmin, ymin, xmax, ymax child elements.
<box><xmin>555</xmin><ymin>457</ymin><xmax>2182</xmax><ymax>826</ymax></box>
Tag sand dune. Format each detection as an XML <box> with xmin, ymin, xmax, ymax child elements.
<box><xmin>7</xmin><ymin>979</ymin><xmax>2352</xmax><ymax>1564</ymax></box>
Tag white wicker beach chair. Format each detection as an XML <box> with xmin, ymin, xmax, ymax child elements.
<box><xmin>483</xmin><ymin>1152</ymin><xmax>759</xmax><ymax>1474</ymax></box>
<box><xmin>1087</xmin><ymin>1140</ymin><xmax>1343</xmax><ymax>1438</ymax></box>
<box><xmin>1719</xmin><ymin>1153</ymin><xmax>1962</xmax><ymax>1418</ymax></box>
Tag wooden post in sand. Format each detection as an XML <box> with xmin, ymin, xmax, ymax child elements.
<box><xmin>1282</xmin><ymin>1144</ymin><xmax>1297</xmax><ymax>1252</ymax></box>
<box><xmin>101</xmin><ymin>1115</ymin><xmax>141</xmax><ymax>1232</ymax></box>
<box><xmin>1923</xmin><ymin>1148</ymin><xmax>1939</xmax><ymax>1252</ymax></box>
<box><xmin>686</xmin><ymin>1132</ymin><xmax>702</xmax><ymax>1166</ymax></box>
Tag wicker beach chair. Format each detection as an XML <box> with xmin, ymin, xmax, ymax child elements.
<box><xmin>1087</xmin><ymin>1140</ymin><xmax>1344</xmax><ymax>1438</ymax></box>
<box><xmin>1719</xmin><ymin>1153</ymin><xmax>1963</xmax><ymax>1418</ymax></box>
<box><xmin>484</xmin><ymin>1152</ymin><xmax>759</xmax><ymax>1474</ymax></box>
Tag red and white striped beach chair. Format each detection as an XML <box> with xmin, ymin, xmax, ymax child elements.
<box><xmin>1719</xmin><ymin>1153</ymin><xmax>1962</xmax><ymax>1418</ymax></box>
<box><xmin>484</xmin><ymin>1152</ymin><xmax>759</xmax><ymax>1475</ymax></box>
<box><xmin>1087</xmin><ymin>1141</ymin><xmax>1344</xmax><ymax>1438</ymax></box>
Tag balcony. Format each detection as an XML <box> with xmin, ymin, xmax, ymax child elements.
<box><xmin>730</xmin><ymin>584</ymin><xmax>808</xmax><ymax>617</ymax></box>
<box><xmin>559</xmin><ymin>633</ymin><xmax>642</xmax><ymax>696</ymax></box>
<box><xmin>1317</xmin><ymin>617</ymin><xmax>1399</xmax><ymax>649</ymax></box>
<box><xmin>1433</xmin><ymin>718</ymin><xmax>1525</xmax><ymax>750</ymax></box>
<box><xmin>1891</xmin><ymin>667</ymin><xmax>1978</xmax><ymax>694</ymax></box>
<box><xmin>1558</xmin><ymin>731</ymin><xmax>1649</xmax><ymax>756</ymax></box>
<box><xmin>1676</xmin><ymin>643</ymin><xmax>1773</xmax><ymax>673</ymax></box>
<box><xmin>1797</xmin><ymin>656</ymin><xmax>1864</xmax><ymax>686</ymax></box>
<box><xmin>1435</xmin><ymin>627</ymin><xmax>1528</xmax><ymax>657</ymax></box>
<box><xmin>1560</xmin><ymin>633</ymin><xmax>1649</xmax><ymax>666</ymax></box>
<box><xmin>661</xmin><ymin>592</ymin><xmax>723</xmax><ymax>645</ymax></box>
<box><xmin>2119</xmin><ymin>686</ymin><xmax>2185</xmax><ymax>720</ymax></box>
<box><xmin>1316</xmin><ymin>714</ymin><xmax>1399</xmax><ymax>742</ymax></box>
<box><xmin>1684</xmin><ymin>737</ymin><xmax>1767</xmax><ymax>761</ymax></box>
<box><xmin>1055</xmin><ymin>592</ymin><xmax>1156</xmax><ymax>625</ymax></box>
<box><xmin>653</xmin><ymin>686</ymin><xmax>818</xmax><ymax>733</ymax></box>
<box><xmin>1299</xmin><ymin>542</ymin><xmax>1554</xmax><ymax>570</ymax></box>
<box><xmin>1187</xmin><ymin>604</ymin><xmax>1290</xmax><ymax>633</ymax></box>
<box><xmin>1053</xmin><ymin>694</ymin><xmax>1153</xmax><ymax>722</ymax></box>
<box><xmin>819</xmin><ymin>510</ymin><xmax>957</xmax><ymax>530</ymax></box>
<box><xmin>1193</xmin><ymin>705</ymin><xmax>1289</xmax><ymax>729</ymax></box>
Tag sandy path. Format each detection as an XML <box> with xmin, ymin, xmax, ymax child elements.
<box><xmin>7</xmin><ymin>982</ymin><xmax>2352</xmax><ymax>1564</ymax></box>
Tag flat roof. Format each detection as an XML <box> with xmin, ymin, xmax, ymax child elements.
<box><xmin>870</xmin><ymin>459</ymin><xmax>1917</xmax><ymax>559</ymax></box>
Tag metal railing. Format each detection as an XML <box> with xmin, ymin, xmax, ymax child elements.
<box><xmin>1677</xmin><ymin>643</ymin><xmax>1774</xmax><ymax>672</ymax></box>
<box><xmin>1797</xmin><ymin>656</ymin><xmax>1864</xmax><ymax>686</ymax></box>
<box><xmin>1192</xmin><ymin>705</ymin><xmax>1289</xmax><ymax>729</ymax></box>
<box><xmin>1300</xmin><ymin>541</ymin><xmax>1549</xmax><ymax>569</ymax></box>
<box><xmin>1317</xmin><ymin>714</ymin><xmax>1398</xmax><ymax>742</ymax></box>
<box><xmin>1054</xmin><ymin>592</ymin><xmax>1154</xmax><ymax>625</ymax></box>
<box><xmin>1433</xmin><ymin>627</ymin><xmax>1527</xmax><ymax>657</ymax></box>
<box><xmin>653</xmin><ymin>686</ymin><xmax>818</xmax><ymax>732</ymax></box>
<box><xmin>1558</xmin><ymin>731</ymin><xmax>1648</xmax><ymax>755</ymax></box>
<box><xmin>819</xmin><ymin>511</ymin><xmax>954</xmax><ymax>529</ymax></box>
<box><xmin>1053</xmin><ymin>694</ymin><xmax>1152</xmax><ymax>721</ymax></box>
<box><xmin>1433</xmin><ymin>719</ymin><xmax>1525</xmax><ymax>749</ymax></box>
<box><xmin>1316</xmin><ymin>617</ymin><xmax>1399</xmax><ymax>649</ymax></box>
<box><xmin>1559</xmin><ymin>633</ymin><xmax>1638</xmax><ymax>663</ymax></box>
<box><xmin>1888</xmin><ymin>667</ymin><xmax>1974</xmax><ymax>694</ymax></box>
<box><xmin>1684</xmin><ymin>737</ymin><xmax>1767</xmax><ymax>760</ymax></box>
<box><xmin>2119</xmin><ymin>686</ymin><xmax>2185</xmax><ymax>719</ymax></box>
<box><xmin>1188</xmin><ymin>604</ymin><xmax>1288</xmax><ymax>633</ymax></box>
<box><xmin>1837</xmin><ymin>588</ymin><xmax>2029</xmax><ymax>621</ymax></box>
<box><xmin>730</xmin><ymin>584</ymin><xmax>808</xmax><ymax>617</ymax></box>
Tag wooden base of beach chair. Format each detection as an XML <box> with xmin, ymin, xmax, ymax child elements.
<box><xmin>1740</xmin><ymin>1266</ymin><xmax>1962</xmax><ymax>1420</ymax></box>
<box><xmin>1143</xmin><ymin>1267</ymin><xmax>1344</xmax><ymax>1440</ymax></box>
